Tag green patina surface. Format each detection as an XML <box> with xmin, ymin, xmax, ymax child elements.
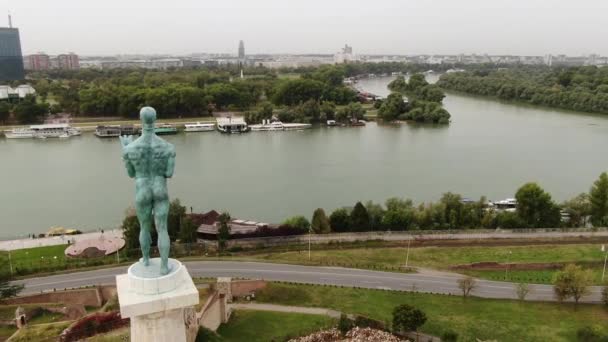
<box><xmin>120</xmin><ymin>107</ymin><xmax>176</xmax><ymax>275</ymax></box>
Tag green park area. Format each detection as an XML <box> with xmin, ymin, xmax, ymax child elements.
<box><xmin>251</xmin><ymin>243</ymin><xmax>608</xmax><ymax>284</ymax></box>
<box><xmin>252</xmin><ymin>282</ymin><xmax>608</xmax><ymax>342</ymax></box>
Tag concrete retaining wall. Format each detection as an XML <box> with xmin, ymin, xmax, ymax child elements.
<box><xmin>202</xmin><ymin>228</ymin><xmax>608</xmax><ymax>249</ymax></box>
<box><xmin>231</xmin><ymin>280</ymin><xmax>267</xmax><ymax>298</ymax></box>
<box><xmin>3</xmin><ymin>286</ymin><xmax>115</xmax><ymax>307</ymax></box>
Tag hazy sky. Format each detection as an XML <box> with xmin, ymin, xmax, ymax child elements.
<box><xmin>4</xmin><ymin>0</ymin><xmax>608</xmax><ymax>56</ymax></box>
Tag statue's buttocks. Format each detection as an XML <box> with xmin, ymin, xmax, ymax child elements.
<box><xmin>120</xmin><ymin>107</ymin><xmax>176</xmax><ymax>276</ymax></box>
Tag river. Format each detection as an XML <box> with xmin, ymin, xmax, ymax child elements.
<box><xmin>1</xmin><ymin>75</ymin><xmax>607</xmax><ymax>239</ymax></box>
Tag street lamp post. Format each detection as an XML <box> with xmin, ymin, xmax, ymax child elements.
<box><xmin>405</xmin><ymin>237</ymin><xmax>411</xmax><ymax>269</ymax></box>
<box><xmin>308</xmin><ymin>227</ymin><xmax>311</xmax><ymax>261</ymax></box>
<box><xmin>602</xmin><ymin>245</ymin><xmax>607</xmax><ymax>283</ymax></box>
<box><xmin>8</xmin><ymin>249</ymin><xmax>13</xmax><ymax>276</ymax></box>
<box><xmin>505</xmin><ymin>250</ymin><xmax>512</xmax><ymax>280</ymax></box>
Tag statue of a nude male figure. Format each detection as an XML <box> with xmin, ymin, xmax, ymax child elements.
<box><xmin>120</xmin><ymin>107</ymin><xmax>176</xmax><ymax>275</ymax></box>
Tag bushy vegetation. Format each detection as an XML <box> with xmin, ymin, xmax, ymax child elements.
<box><xmin>437</xmin><ymin>66</ymin><xmax>608</xmax><ymax>114</ymax></box>
<box><xmin>378</xmin><ymin>74</ymin><xmax>450</xmax><ymax>124</ymax></box>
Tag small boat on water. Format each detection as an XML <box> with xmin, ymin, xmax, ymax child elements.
<box><xmin>184</xmin><ymin>122</ymin><xmax>215</xmax><ymax>132</ymax></box>
<box><xmin>250</xmin><ymin>120</ymin><xmax>312</xmax><ymax>132</ymax></box>
<box><xmin>95</xmin><ymin>125</ymin><xmax>121</xmax><ymax>138</ymax></box>
<box><xmin>326</xmin><ymin>120</ymin><xmax>337</xmax><ymax>127</ymax></box>
<box><xmin>250</xmin><ymin>120</ymin><xmax>285</xmax><ymax>131</ymax></box>
<box><xmin>154</xmin><ymin>123</ymin><xmax>178</xmax><ymax>135</ymax></box>
<box><xmin>217</xmin><ymin>117</ymin><xmax>249</xmax><ymax>134</ymax></box>
<box><xmin>6</xmin><ymin>124</ymin><xmax>81</xmax><ymax>139</ymax></box>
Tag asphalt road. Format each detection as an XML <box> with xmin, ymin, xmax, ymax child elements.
<box><xmin>14</xmin><ymin>261</ymin><xmax>604</xmax><ymax>303</ymax></box>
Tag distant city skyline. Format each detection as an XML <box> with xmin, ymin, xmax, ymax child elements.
<box><xmin>4</xmin><ymin>0</ymin><xmax>608</xmax><ymax>56</ymax></box>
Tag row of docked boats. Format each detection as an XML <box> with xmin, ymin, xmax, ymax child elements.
<box><xmin>249</xmin><ymin>119</ymin><xmax>312</xmax><ymax>131</ymax></box>
<box><xmin>4</xmin><ymin>124</ymin><xmax>81</xmax><ymax>139</ymax></box>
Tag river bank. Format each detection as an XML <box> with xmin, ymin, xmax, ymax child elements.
<box><xmin>0</xmin><ymin>229</ymin><xmax>122</xmax><ymax>251</ymax></box>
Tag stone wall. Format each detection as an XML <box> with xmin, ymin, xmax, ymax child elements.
<box><xmin>197</xmin><ymin>292</ymin><xmax>229</xmax><ymax>331</ymax></box>
<box><xmin>3</xmin><ymin>286</ymin><xmax>115</xmax><ymax>307</ymax></box>
<box><xmin>231</xmin><ymin>280</ymin><xmax>267</xmax><ymax>298</ymax></box>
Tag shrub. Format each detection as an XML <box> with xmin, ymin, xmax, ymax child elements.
<box><xmin>442</xmin><ymin>330</ymin><xmax>459</xmax><ymax>342</ymax></box>
<box><xmin>338</xmin><ymin>313</ymin><xmax>354</xmax><ymax>335</ymax></box>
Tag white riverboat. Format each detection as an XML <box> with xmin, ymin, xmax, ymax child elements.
<box><xmin>250</xmin><ymin>120</ymin><xmax>285</xmax><ymax>131</ymax></box>
<box><xmin>4</xmin><ymin>127</ymin><xmax>35</xmax><ymax>139</ymax></box>
<box><xmin>5</xmin><ymin>124</ymin><xmax>81</xmax><ymax>139</ymax></box>
<box><xmin>184</xmin><ymin>122</ymin><xmax>215</xmax><ymax>132</ymax></box>
<box><xmin>95</xmin><ymin>125</ymin><xmax>121</xmax><ymax>138</ymax></box>
<box><xmin>216</xmin><ymin>117</ymin><xmax>249</xmax><ymax>134</ymax></box>
<box><xmin>250</xmin><ymin>120</ymin><xmax>311</xmax><ymax>132</ymax></box>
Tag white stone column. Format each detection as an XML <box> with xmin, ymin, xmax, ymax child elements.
<box><xmin>116</xmin><ymin>258</ymin><xmax>199</xmax><ymax>342</ymax></box>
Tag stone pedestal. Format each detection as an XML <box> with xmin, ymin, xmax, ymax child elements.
<box><xmin>116</xmin><ymin>258</ymin><xmax>199</xmax><ymax>342</ymax></box>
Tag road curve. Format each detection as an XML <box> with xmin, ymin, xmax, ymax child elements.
<box><xmin>13</xmin><ymin>261</ymin><xmax>603</xmax><ymax>303</ymax></box>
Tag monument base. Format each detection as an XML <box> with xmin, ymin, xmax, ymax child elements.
<box><xmin>116</xmin><ymin>258</ymin><xmax>199</xmax><ymax>342</ymax></box>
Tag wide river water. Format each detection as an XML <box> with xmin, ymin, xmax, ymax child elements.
<box><xmin>1</xmin><ymin>75</ymin><xmax>607</xmax><ymax>239</ymax></box>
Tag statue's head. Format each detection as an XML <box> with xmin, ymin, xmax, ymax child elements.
<box><xmin>140</xmin><ymin>107</ymin><xmax>157</xmax><ymax>130</ymax></box>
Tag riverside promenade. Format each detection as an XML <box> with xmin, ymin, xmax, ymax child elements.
<box><xmin>0</xmin><ymin>229</ymin><xmax>122</xmax><ymax>251</ymax></box>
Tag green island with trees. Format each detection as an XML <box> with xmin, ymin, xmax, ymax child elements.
<box><xmin>377</xmin><ymin>73</ymin><xmax>451</xmax><ymax>124</ymax></box>
<box><xmin>437</xmin><ymin>65</ymin><xmax>608</xmax><ymax>114</ymax></box>
<box><xmin>0</xmin><ymin>62</ymin><xmax>461</xmax><ymax>126</ymax></box>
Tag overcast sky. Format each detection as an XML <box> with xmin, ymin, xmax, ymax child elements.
<box><xmin>4</xmin><ymin>0</ymin><xmax>608</xmax><ymax>56</ymax></box>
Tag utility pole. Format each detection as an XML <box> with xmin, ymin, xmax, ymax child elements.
<box><xmin>308</xmin><ymin>227</ymin><xmax>311</xmax><ymax>261</ymax></box>
<box><xmin>405</xmin><ymin>237</ymin><xmax>411</xmax><ymax>268</ymax></box>
<box><xmin>8</xmin><ymin>249</ymin><xmax>13</xmax><ymax>276</ymax></box>
<box><xmin>602</xmin><ymin>245</ymin><xmax>607</xmax><ymax>283</ymax></box>
<box><xmin>505</xmin><ymin>250</ymin><xmax>512</xmax><ymax>280</ymax></box>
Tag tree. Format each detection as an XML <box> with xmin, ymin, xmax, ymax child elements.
<box><xmin>562</xmin><ymin>193</ymin><xmax>591</xmax><ymax>228</ymax></box>
<box><xmin>338</xmin><ymin>313</ymin><xmax>354</xmax><ymax>335</ymax></box>
<box><xmin>272</xmin><ymin>79</ymin><xmax>325</xmax><ymax>106</ymax></box>
<box><xmin>516</xmin><ymin>283</ymin><xmax>530</xmax><ymax>301</ymax></box>
<box><xmin>282</xmin><ymin>216</ymin><xmax>310</xmax><ymax>232</ymax></box>
<box><xmin>0</xmin><ymin>101</ymin><xmax>10</xmax><ymax>123</ymax></box>
<box><xmin>365</xmin><ymin>201</ymin><xmax>385</xmax><ymax>231</ymax></box>
<box><xmin>217</xmin><ymin>212</ymin><xmax>231</xmax><ymax>252</ymax></box>
<box><xmin>378</xmin><ymin>93</ymin><xmax>406</xmax><ymax>122</ymax></box>
<box><xmin>350</xmin><ymin>202</ymin><xmax>370</xmax><ymax>232</ymax></box>
<box><xmin>407</xmin><ymin>73</ymin><xmax>429</xmax><ymax>91</ymax></box>
<box><xmin>168</xmin><ymin>199</ymin><xmax>187</xmax><ymax>242</ymax></box>
<box><xmin>515</xmin><ymin>183</ymin><xmax>561</xmax><ymax>228</ymax></box>
<box><xmin>457</xmin><ymin>276</ymin><xmax>476</xmax><ymax>298</ymax></box>
<box><xmin>0</xmin><ymin>258</ymin><xmax>23</xmax><ymax>299</ymax></box>
<box><xmin>441</xmin><ymin>331</ymin><xmax>459</xmax><ymax>342</ymax></box>
<box><xmin>590</xmin><ymin>172</ymin><xmax>608</xmax><ymax>227</ymax></box>
<box><xmin>553</xmin><ymin>264</ymin><xmax>594</xmax><ymax>305</ymax></box>
<box><xmin>601</xmin><ymin>286</ymin><xmax>608</xmax><ymax>308</ymax></box>
<box><xmin>13</xmin><ymin>95</ymin><xmax>47</xmax><ymax>124</ymax></box>
<box><xmin>329</xmin><ymin>208</ymin><xmax>351</xmax><ymax>233</ymax></box>
<box><xmin>311</xmin><ymin>208</ymin><xmax>331</xmax><ymax>234</ymax></box>
<box><xmin>392</xmin><ymin>304</ymin><xmax>427</xmax><ymax>338</ymax></box>
<box><xmin>178</xmin><ymin>216</ymin><xmax>198</xmax><ymax>243</ymax></box>
<box><xmin>321</xmin><ymin>101</ymin><xmax>336</xmax><ymax>121</ymax></box>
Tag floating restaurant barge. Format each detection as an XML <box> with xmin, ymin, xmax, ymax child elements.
<box><xmin>216</xmin><ymin>117</ymin><xmax>249</xmax><ymax>133</ymax></box>
<box><xmin>5</xmin><ymin>124</ymin><xmax>81</xmax><ymax>139</ymax></box>
<box><xmin>94</xmin><ymin>125</ymin><xmax>140</xmax><ymax>138</ymax></box>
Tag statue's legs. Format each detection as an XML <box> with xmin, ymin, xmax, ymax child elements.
<box><xmin>153</xmin><ymin>181</ymin><xmax>171</xmax><ymax>275</ymax></box>
<box><xmin>135</xmin><ymin>186</ymin><xmax>153</xmax><ymax>266</ymax></box>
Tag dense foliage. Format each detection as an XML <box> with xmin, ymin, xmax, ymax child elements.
<box><xmin>552</xmin><ymin>264</ymin><xmax>594</xmax><ymax>305</ymax></box>
<box><xmin>392</xmin><ymin>304</ymin><xmax>427</xmax><ymax>334</ymax></box>
<box><xmin>437</xmin><ymin>66</ymin><xmax>608</xmax><ymax>114</ymax></box>
<box><xmin>379</xmin><ymin>74</ymin><xmax>450</xmax><ymax>124</ymax></box>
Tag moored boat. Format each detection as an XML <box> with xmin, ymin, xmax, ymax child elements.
<box><xmin>250</xmin><ymin>120</ymin><xmax>285</xmax><ymax>131</ymax></box>
<box><xmin>184</xmin><ymin>122</ymin><xmax>215</xmax><ymax>132</ymax></box>
<box><xmin>154</xmin><ymin>123</ymin><xmax>178</xmax><ymax>135</ymax></box>
<box><xmin>217</xmin><ymin>117</ymin><xmax>249</xmax><ymax>134</ymax></box>
<box><xmin>4</xmin><ymin>127</ymin><xmax>35</xmax><ymax>139</ymax></box>
<box><xmin>95</xmin><ymin>125</ymin><xmax>121</xmax><ymax>138</ymax></box>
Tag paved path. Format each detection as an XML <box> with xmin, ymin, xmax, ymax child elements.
<box><xmin>229</xmin><ymin>303</ymin><xmax>342</xmax><ymax>318</ymax></box>
<box><xmin>12</xmin><ymin>261</ymin><xmax>604</xmax><ymax>303</ymax></box>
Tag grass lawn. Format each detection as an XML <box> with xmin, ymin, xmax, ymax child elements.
<box><xmin>0</xmin><ymin>325</ymin><xmax>17</xmax><ymax>341</ymax></box>
<box><xmin>252</xmin><ymin>243</ymin><xmax>608</xmax><ymax>284</ymax></box>
<box><xmin>86</xmin><ymin>327</ymin><xmax>129</xmax><ymax>342</ymax></box>
<box><xmin>255</xmin><ymin>282</ymin><xmax>608</xmax><ymax>342</ymax></box>
<box><xmin>0</xmin><ymin>304</ymin><xmax>63</xmax><ymax>321</ymax></box>
<box><xmin>8</xmin><ymin>321</ymin><xmax>71</xmax><ymax>342</ymax></box>
<box><xmin>1</xmin><ymin>244</ymin><xmax>122</xmax><ymax>277</ymax></box>
<box><xmin>217</xmin><ymin>310</ymin><xmax>334</xmax><ymax>342</ymax></box>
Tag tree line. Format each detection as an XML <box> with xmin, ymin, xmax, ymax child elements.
<box><xmin>437</xmin><ymin>65</ymin><xmax>608</xmax><ymax>114</ymax></box>
<box><xmin>293</xmin><ymin>171</ymin><xmax>608</xmax><ymax>234</ymax></box>
<box><xmin>376</xmin><ymin>74</ymin><xmax>451</xmax><ymax>124</ymax></box>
